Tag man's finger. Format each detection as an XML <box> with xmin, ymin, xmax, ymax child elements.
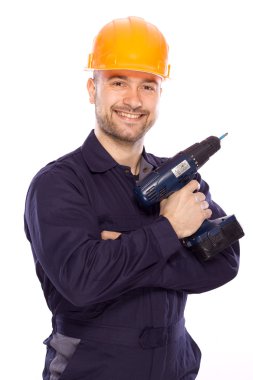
<box><xmin>101</xmin><ymin>230</ymin><xmax>122</xmax><ymax>240</ymax></box>
<box><xmin>184</xmin><ymin>180</ymin><xmax>200</xmax><ymax>193</ymax></box>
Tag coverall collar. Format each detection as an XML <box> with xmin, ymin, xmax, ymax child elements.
<box><xmin>81</xmin><ymin>130</ymin><xmax>155</xmax><ymax>174</ymax></box>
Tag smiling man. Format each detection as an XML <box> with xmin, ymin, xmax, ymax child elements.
<box><xmin>24</xmin><ymin>16</ymin><xmax>240</xmax><ymax>380</ymax></box>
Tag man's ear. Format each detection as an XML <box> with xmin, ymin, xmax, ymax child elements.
<box><xmin>87</xmin><ymin>78</ymin><xmax>96</xmax><ymax>104</ymax></box>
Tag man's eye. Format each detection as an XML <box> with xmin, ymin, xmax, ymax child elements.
<box><xmin>112</xmin><ymin>81</ymin><xmax>125</xmax><ymax>87</ymax></box>
<box><xmin>143</xmin><ymin>85</ymin><xmax>155</xmax><ymax>91</ymax></box>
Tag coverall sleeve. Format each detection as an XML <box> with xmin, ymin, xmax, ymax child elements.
<box><xmin>24</xmin><ymin>169</ymin><xmax>182</xmax><ymax>307</ymax></box>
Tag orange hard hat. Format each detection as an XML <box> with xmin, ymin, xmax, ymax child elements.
<box><xmin>86</xmin><ymin>16</ymin><xmax>170</xmax><ymax>79</ymax></box>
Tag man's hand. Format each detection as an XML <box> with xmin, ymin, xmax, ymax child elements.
<box><xmin>160</xmin><ymin>180</ymin><xmax>212</xmax><ymax>239</ymax></box>
<box><xmin>101</xmin><ymin>231</ymin><xmax>122</xmax><ymax>240</ymax></box>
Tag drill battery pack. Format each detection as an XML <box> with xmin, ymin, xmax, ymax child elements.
<box><xmin>182</xmin><ymin>215</ymin><xmax>244</xmax><ymax>261</ymax></box>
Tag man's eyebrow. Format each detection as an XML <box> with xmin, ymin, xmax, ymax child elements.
<box><xmin>142</xmin><ymin>78</ymin><xmax>159</xmax><ymax>85</ymax></box>
<box><xmin>107</xmin><ymin>75</ymin><xmax>159</xmax><ymax>84</ymax></box>
<box><xmin>106</xmin><ymin>75</ymin><xmax>128</xmax><ymax>81</ymax></box>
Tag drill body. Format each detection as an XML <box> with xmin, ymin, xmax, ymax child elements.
<box><xmin>134</xmin><ymin>136</ymin><xmax>244</xmax><ymax>260</ymax></box>
<box><xmin>134</xmin><ymin>151</ymin><xmax>199</xmax><ymax>207</ymax></box>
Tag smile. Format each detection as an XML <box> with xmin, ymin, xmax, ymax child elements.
<box><xmin>115</xmin><ymin>111</ymin><xmax>145</xmax><ymax>120</ymax></box>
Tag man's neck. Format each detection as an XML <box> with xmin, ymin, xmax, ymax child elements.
<box><xmin>94</xmin><ymin>128</ymin><xmax>143</xmax><ymax>175</ymax></box>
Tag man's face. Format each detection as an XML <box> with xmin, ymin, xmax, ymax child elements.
<box><xmin>87</xmin><ymin>70</ymin><xmax>162</xmax><ymax>144</ymax></box>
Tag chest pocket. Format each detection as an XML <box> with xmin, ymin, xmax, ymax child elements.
<box><xmin>98</xmin><ymin>214</ymin><xmax>145</xmax><ymax>233</ymax></box>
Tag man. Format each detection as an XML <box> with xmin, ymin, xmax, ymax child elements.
<box><xmin>24</xmin><ymin>16</ymin><xmax>240</xmax><ymax>380</ymax></box>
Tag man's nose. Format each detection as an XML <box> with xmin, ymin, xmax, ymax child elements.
<box><xmin>123</xmin><ymin>87</ymin><xmax>143</xmax><ymax>109</ymax></box>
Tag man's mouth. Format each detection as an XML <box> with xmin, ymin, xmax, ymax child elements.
<box><xmin>114</xmin><ymin>110</ymin><xmax>146</xmax><ymax>120</ymax></box>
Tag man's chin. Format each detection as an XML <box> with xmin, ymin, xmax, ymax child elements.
<box><xmin>108</xmin><ymin>130</ymin><xmax>147</xmax><ymax>144</ymax></box>
<box><xmin>97</xmin><ymin>117</ymin><xmax>154</xmax><ymax>144</ymax></box>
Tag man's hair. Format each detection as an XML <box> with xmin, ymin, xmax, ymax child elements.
<box><xmin>93</xmin><ymin>70</ymin><xmax>100</xmax><ymax>84</ymax></box>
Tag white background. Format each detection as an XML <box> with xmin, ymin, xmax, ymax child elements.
<box><xmin>1</xmin><ymin>0</ymin><xmax>252</xmax><ymax>379</ymax></box>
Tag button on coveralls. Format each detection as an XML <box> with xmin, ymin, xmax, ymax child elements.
<box><xmin>24</xmin><ymin>130</ymin><xmax>240</xmax><ymax>380</ymax></box>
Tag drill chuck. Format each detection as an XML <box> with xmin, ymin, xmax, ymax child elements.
<box><xmin>183</xmin><ymin>136</ymin><xmax>221</xmax><ymax>169</ymax></box>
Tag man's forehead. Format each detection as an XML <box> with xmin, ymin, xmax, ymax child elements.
<box><xmin>95</xmin><ymin>70</ymin><xmax>162</xmax><ymax>84</ymax></box>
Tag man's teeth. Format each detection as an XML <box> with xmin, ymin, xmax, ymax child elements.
<box><xmin>117</xmin><ymin>111</ymin><xmax>142</xmax><ymax>119</ymax></box>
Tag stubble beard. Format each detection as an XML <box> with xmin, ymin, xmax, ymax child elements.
<box><xmin>95</xmin><ymin>105</ymin><xmax>156</xmax><ymax>144</ymax></box>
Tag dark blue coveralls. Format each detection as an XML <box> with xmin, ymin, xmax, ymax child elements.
<box><xmin>24</xmin><ymin>130</ymin><xmax>240</xmax><ymax>380</ymax></box>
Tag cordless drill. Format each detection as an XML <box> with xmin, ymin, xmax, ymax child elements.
<box><xmin>134</xmin><ymin>135</ymin><xmax>244</xmax><ymax>261</ymax></box>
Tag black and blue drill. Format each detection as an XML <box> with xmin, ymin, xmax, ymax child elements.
<box><xmin>134</xmin><ymin>134</ymin><xmax>244</xmax><ymax>261</ymax></box>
